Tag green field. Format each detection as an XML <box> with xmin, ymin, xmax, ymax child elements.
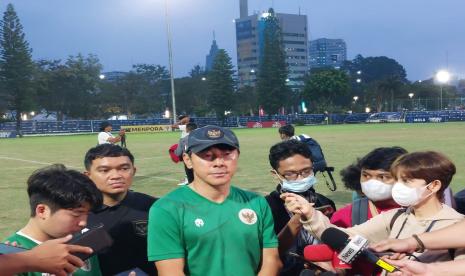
<box><xmin>1</xmin><ymin>122</ymin><xmax>465</xmax><ymax>238</ymax></box>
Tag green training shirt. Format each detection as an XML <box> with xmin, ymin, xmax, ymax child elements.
<box><xmin>4</xmin><ymin>231</ymin><xmax>102</xmax><ymax>276</ymax></box>
<box><xmin>147</xmin><ymin>185</ymin><xmax>278</xmax><ymax>276</ymax></box>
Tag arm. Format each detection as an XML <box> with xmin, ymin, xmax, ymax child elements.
<box><xmin>107</xmin><ymin>129</ymin><xmax>125</xmax><ymax>143</ymax></box>
<box><xmin>282</xmin><ymin>193</ymin><xmax>392</xmax><ymax>242</ymax></box>
<box><xmin>257</xmin><ymin>248</ymin><xmax>282</xmax><ymax>276</ymax></box>
<box><xmin>386</xmin><ymin>259</ymin><xmax>465</xmax><ymax>276</ymax></box>
<box><xmin>0</xmin><ymin>235</ymin><xmax>91</xmax><ymax>276</ymax></box>
<box><xmin>155</xmin><ymin>258</ymin><xmax>185</xmax><ymax>276</ymax></box>
<box><xmin>373</xmin><ymin>219</ymin><xmax>465</xmax><ymax>253</ymax></box>
<box><xmin>277</xmin><ymin>214</ymin><xmax>302</xmax><ymax>255</ymax></box>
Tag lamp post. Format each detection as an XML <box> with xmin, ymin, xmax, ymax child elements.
<box><xmin>436</xmin><ymin>70</ymin><xmax>450</xmax><ymax>110</ymax></box>
<box><xmin>408</xmin><ymin>93</ymin><xmax>414</xmax><ymax>110</ymax></box>
<box><xmin>353</xmin><ymin>96</ymin><xmax>359</xmax><ymax>112</ymax></box>
<box><xmin>164</xmin><ymin>0</ymin><xmax>176</xmax><ymax>123</ymax></box>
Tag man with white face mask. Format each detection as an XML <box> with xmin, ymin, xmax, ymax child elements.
<box><xmin>266</xmin><ymin>140</ymin><xmax>336</xmax><ymax>276</ymax></box>
<box><xmin>331</xmin><ymin>147</ymin><xmax>407</xmax><ymax>229</ymax></box>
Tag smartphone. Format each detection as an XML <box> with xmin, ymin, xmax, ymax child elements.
<box><xmin>67</xmin><ymin>224</ymin><xmax>113</xmax><ymax>260</ymax></box>
<box><xmin>0</xmin><ymin>243</ymin><xmax>28</xmax><ymax>254</ymax></box>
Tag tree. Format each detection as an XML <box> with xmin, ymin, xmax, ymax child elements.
<box><xmin>256</xmin><ymin>8</ymin><xmax>289</xmax><ymax>114</ymax></box>
<box><xmin>206</xmin><ymin>49</ymin><xmax>234</xmax><ymax>121</ymax></box>
<box><xmin>233</xmin><ymin>85</ymin><xmax>258</xmax><ymax>115</ymax></box>
<box><xmin>36</xmin><ymin>54</ymin><xmax>102</xmax><ymax>120</ymax></box>
<box><xmin>0</xmin><ymin>4</ymin><xmax>35</xmax><ymax>136</ymax></box>
<box><xmin>133</xmin><ymin>64</ymin><xmax>169</xmax><ymax>84</ymax></box>
<box><xmin>302</xmin><ymin>68</ymin><xmax>351</xmax><ymax>113</ymax></box>
<box><xmin>343</xmin><ymin>55</ymin><xmax>408</xmax><ymax>111</ymax></box>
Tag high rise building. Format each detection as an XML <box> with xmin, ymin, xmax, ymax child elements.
<box><xmin>205</xmin><ymin>33</ymin><xmax>219</xmax><ymax>72</ymax></box>
<box><xmin>308</xmin><ymin>38</ymin><xmax>347</xmax><ymax>69</ymax></box>
<box><xmin>235</xmin><ymin>1</ymin><xmax>308</xmax><ymax>91</ymax></box>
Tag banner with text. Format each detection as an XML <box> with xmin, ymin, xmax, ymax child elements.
<box><xmin>121</xmin><ymin>125</ymin><xmax>172</xmax><ymax>133</ymax></box>
<box><xmin>246</xmin><ymin>121</ymin><xmax>286</xmax><ymax>128</ymax></box>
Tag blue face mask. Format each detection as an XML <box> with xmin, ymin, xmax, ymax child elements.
<box><xmin>281</xmin><ymin>174</ymin><xmax>318</xmax><ymax>193</ymax></box>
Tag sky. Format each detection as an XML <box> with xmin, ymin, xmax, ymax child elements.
<box><xmin>2</xmin><ymin>0</ymin><xmax>465</xmax><ymax>82</ymax></box>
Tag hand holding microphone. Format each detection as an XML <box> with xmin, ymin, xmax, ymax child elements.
<box><xmin>320</xmin><ymin>227</ymin><xmax>399</xmax><ymax>273</ymax></box>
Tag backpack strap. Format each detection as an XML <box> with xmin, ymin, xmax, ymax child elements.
<box><xmin>351</xmin><ymin>197</ymin><xmax>369</xmax><ymax>226</ymax></box>
<box><xmin>389</xmin><ymin>208</ymin><xmax>406</xmax><ymax>231</ymax></box>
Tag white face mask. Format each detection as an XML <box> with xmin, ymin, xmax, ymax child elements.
<box><xmin>281</xmin><ymin>174</ymin><xmax>318</xmax><ymax>193</ymax></box>
<box><xmin>391</xmin><ymin>181</ymin><xmax>433</xmax><ymax>207</ymax></box>
<box><xmin>361</xmin><ymin>179</ymin><xmax>393</xmax><ymax>202</ymax></box>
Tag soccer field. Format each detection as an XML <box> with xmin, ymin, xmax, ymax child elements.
<box><xmin>1</xmin><ymin>122</ymin><xmax>465</xmax><ymax>238</ymax></box>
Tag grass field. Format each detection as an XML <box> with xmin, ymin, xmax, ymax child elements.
<box><xmin>1</xmin><ymin>122</ymin><xmax>465</xmax><ymax>238</ymax></box>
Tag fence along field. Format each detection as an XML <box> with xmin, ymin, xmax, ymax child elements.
<box><xmin>1</xmin><ymin>122</ymin><xmax>465</xmax><ymax>238</ymax></box>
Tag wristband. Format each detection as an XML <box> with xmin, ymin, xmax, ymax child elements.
<box><xmin>412</xmin><ymin>234</ymin><xmax>425</xmax><ymax>253</ymax></box>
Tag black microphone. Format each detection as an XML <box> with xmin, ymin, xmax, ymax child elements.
<box><xmin>320</xmin><ymin>227</ymin><xmax>399</xmax><ymax>273</ymax></box>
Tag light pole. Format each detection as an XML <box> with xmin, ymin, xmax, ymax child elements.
<box><xmin>436</xmin><ymin>70</ymin><xmax>450</xmax><ymax>110</ymax></box>
<box><xmin>408</xmin><ymin>93</ymin><xmax>414</xmax><ymax>110</ymax></box>
<box><xmin>164</xmin><ymin>0</ymin><xmax>176</xmax><ymax>123</ymax></box>
<box><xmin>353</xmin><ymin>96</ymin><xmax>359</xmax><ymax>112</ymax></box>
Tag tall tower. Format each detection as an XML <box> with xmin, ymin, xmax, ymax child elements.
<box><xmin>205</xmin><ymin>31</ymin><xmax>219</xmax><ymax>72</ymax></box>
<box><xmin>240</xmin><ymin>0</ymin><xmax>248</xmax><ymax>18</ymax></box>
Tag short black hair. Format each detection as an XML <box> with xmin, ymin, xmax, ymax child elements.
<box><xmin>99</xmin><ymin>121</ymin><xmax>112</xmax><ymax>131</ymax></box>
<box><xmin>359</xmin><ymin>146</ymin><xmax>407</xmax><ymax>171</ymax></box>
<box><xmin>178</xmin><ymin>115</ymin><xmax>188</xmax><ymax>120</ymax></box>
<box><xmin>269</xmin><ymin>140</ymin><xmax>312</xmax><ymax>170</ymax></box>
<box><xmin>340</xmin><ymin>161</ymin><xmax>362</xmax><ymax>192</ymax></box>
<box><xmin>186</xmin><ymin>122</ymin><xmax>198</xmax><ymax>132</ymax></box>
<box><xmin>278</xmin><ymin>125</ymin><xmax>295</xmax><ymax>137</ymax></box>
<box><xmin>84</xmin><ymin>144</ymin><xmax>135</xmax><ymax>170</ymax></box>
<box><xmin>27</xmin><ymin>164</ymin><xmax>102</xmax><ymax>216</ymax></box>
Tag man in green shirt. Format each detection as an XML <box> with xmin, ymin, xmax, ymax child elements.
<box><xmin>148</xmin><ymin>125</ymin><xmax>282</xmax><ymax>276</ymax></box>
<box><xmin>3</xmin><ymin>164</ymin><xmax>103</xmax><ymax>276</ymax></box>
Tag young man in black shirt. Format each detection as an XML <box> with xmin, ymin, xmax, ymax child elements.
<box><xmin>266</xmin><ymin>140</ymin><xmax>335</xmax><ymax>276</ymax></box>
<box><xmin>84</xmin><ymin>144</ymin><xmax>157</xmax><ymax>275</ymax></box>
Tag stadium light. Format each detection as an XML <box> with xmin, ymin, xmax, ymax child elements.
<box><xmin>436</xmin><ymin>70</ymin><xmax>450</xmax><ymax>110</ymax></box>
<box><xmin>365</xmin><ymin>107</ymin><xmax>371</xmax><ymax>113</ymax></box>
<box><xmin>353</xmin><ymin>96</ymin><xmax>359</xmax><ymax>102</ymax></box>
<box><xmin>409</xmin><ymin>93</ymin><xmax>414</xmax><ymax>110</ymax></box>
<box><xmin>165</xmin><ymin>0</ymin><xmax>177</xmax><ymax>123</ymax></box>
<box><xmin>356</xmin><ymin>70</ymin><xmax>362</xmax><ymax>75</ymax></box>
<box><xmin>356</xmin><ymin>78</ymin><xmax>361</xmax><ymax>83</ymax></box>
<box><xmin>201</xmin><ymin>77</ymin><xmax>206</xmax><ymax>81</ymax></box>
<box><xmin>99</xmin><ymin>74</ymin><xmax>105</xmax><ymax>80</ymax></box>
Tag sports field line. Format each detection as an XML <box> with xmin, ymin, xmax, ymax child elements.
<box><xmin>0</xmin><ymin>155</ymin><xmax>180</xmax><ymax>182</ymax></box>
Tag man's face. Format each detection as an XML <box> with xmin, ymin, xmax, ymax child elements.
<box><xmin>85</xmin><ymin>156</ymin><xmax>136</xmax><ymax>197</ymax></box>
<box><xmin>184</xmin><ymin>146</ymin><xmax>238</xmax><ymax>187</ymax></box>
<box><xmin>104</xmin><ymin>125</ymin><xmax>113</xmax><ymax>132</ymax></box>
<box><xmin>39</xmin><ymin>203</ymin><xmax>90</xmax><ymax>238</ymax></box>
<box><xmin>273</xmin><ymin>154</ymin><xmax>313</xmax><ymax>182</ymax></box>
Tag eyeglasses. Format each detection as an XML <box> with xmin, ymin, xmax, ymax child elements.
<box><xmin>279</xmin><ymin>167</ymin><xmax>314</xmax><ymax>181</ymax></box>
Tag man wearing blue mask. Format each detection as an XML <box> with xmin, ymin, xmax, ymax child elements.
<box><xmin>265</xmin><ymin>140</ymin><xmax>336</xmax><ymax>276</ymax></box>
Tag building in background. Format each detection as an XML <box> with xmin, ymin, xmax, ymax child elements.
<box><xmin>235</xmin><ymin>0</ymin><xmax>308</xmax><ymax>91</ymax></box>
<box><xmin>205</xmin><ymin>33</ymin><xmax>220</xmax><ymax>72</ymax></box>
<box><xmin>101</xmin><ymin>71</ymin><xmax>128</xmax><ymax>82</ymax></box>
<box><xmin>308</xmin><ymin>38</ymin><xmax>347</xmax><ymax>69</ymax></box>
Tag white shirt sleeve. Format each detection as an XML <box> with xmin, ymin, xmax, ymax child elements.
<box><xmin>179</xmin><ymin>125</ymin><xmax>188</xmax><ymax>138</ymax></box>
<box><xmin>98</xmin><ymin>132</ymin><xmax>114</xmax><ymax>144</ymax></box>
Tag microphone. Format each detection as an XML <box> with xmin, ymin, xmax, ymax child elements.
<box><xmin>320</xmin><ymin>228</ymin><xmax>398</xmax><ymax>273</ymax></box>
<box><xmin>303</xmin><ymin>244</ymin><xmax>351</xmax><ymax>269</ymax></box>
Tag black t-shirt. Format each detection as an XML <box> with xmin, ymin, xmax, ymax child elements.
<box><xmin>88</xmin><ymin>191</ymin><xmax>158</xmax><ymax>275</ymax></box>
<box><xmin>265</xmin><ymin>186</ymin><xmax>336</xmax><ymax>276</ymax></box>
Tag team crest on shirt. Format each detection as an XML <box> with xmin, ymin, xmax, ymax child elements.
<box><xmin>132</xmin><ymin>220</ymin><xmax>148</xmax><ymax>237</ymax></box>
<box><xmin>194</xmin><ymin>218</ymin><xmax>205</xmax><ymax>227</ymax></box>
<box><xmin>238</xmin><ymin>208</ymin><xmax>257</xmax><ymax>225</ymax></box>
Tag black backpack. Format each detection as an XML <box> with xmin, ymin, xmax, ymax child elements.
<box><xmin>293</xmin><ymin>134</ymin><xmax>327</xmax><ymax>172</ymax></box>
<box><xmin>293</xmin><ymin>134</ymin><xmax>337</xmax><ymax>191</ymax></box>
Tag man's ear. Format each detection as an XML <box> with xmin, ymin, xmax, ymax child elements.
<box><xmin>132</xmin><ymin>166</ymin><xmax>137</xmax><ymax>176</ymax></box>
<box><xmin>270</xmin><ymin>169</ymin><xmax>281</xmax><ymax>182</ymax></box>
<box><xmin>36</xmin><ymin>204</ymin><xmax>50</xmax><ymax>220</ymax></box>
<box><xmin>83</xmin><ymin>170</ymin><xmax>90</xmax><ymax>176</ymax></box>
<box><xmin>183</xmin><ymin>153</ymin><xmax>193</xmax><ymax>169</ymax></box>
